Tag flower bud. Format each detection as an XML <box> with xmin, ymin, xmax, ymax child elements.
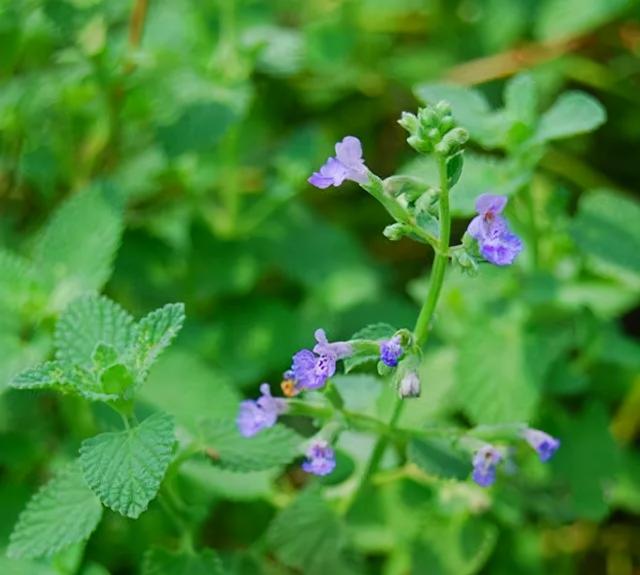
<box><xmin>398</xmin><ymin>371</ymin><xmax>421</xmax><ymax>398</ymax></box>
<box><xmin>383</xmin><ymin>223</ymin><xmax>408</xmax><ymax>241</ymax></box>
<box><xmin>398</xmin><ymin>112</ymin><xmax>419</xmax><ymax>134</ymax></box>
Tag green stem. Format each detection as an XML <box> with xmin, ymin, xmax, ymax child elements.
<box><xmin>343</xmin><ymin>155</ymin><xmax>453</xmax><ymax>514</ymax></box>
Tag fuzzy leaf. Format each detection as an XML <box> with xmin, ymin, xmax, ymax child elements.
<box><xmin>133</xmin><ymin>303</ymin><xmax>186</xmax><ymax>376</ymax></box>
<box><xmin>55</xmin><ymin>295</ymin><xmax>135</xmax><ymax>367</ymax></box>
<box><xmin>79</xmin><ymin>412</ymin><xmax>175</xmax><ymax>518</ymax></box>
<box><xmin>202</xmin><ymin>419</ymin><xmax>302</xmax><ymax>472</ymax></box>
<box><xmin>33</xmin><ymin>184</ymin><xmax>123</xmax><ymax>310</ymax></box>
<box><xmin>408</xmin><ymin>438</ymin><xmax>472</xmax><ymax>480</ymax></box>
<box><xmin>535</xmin><ymin>91</ymin><xmax>606</xmax><ymax>142</ymax></box>
<box><xmin>8</xmin><ymin>462</ymin><xmax>102</xmax><ymax>559</ymax></box>
<box><xmin>142</xmin><ymin>547</ymin><xmax>224</xmax><ymax>575</ymax></box>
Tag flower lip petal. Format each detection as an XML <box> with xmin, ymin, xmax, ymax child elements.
<box><xmin>475</xmin><ymin>193</ymin><xmax>508</xmax><ymax>216</ymax></box>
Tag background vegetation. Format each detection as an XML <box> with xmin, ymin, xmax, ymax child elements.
<box><xmin>1</xmin><ymin>0</ymin><xmax>639</xmax><ymax>573</ymax></box>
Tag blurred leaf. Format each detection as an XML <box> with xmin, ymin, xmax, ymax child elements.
<box><xmin>571</xmin><ymin>189</ymin><xmax>640</xmax><ymax>284</ymax></box>
<box><xmin>55</xmin><ymin>295</ymin><xmax>135</xmax><ymax>367</ymax></box>
<box><xmin>8</xmin><ymin>462</ymin><xmax>102</xmax><ymax>559</ymax></box>
<box><xmin>534</xmin><ymin>92</ymin><xmax>606</xmax><ymax>142</ymax></box>
<box><xmin>201</xmin><ymin>420</ymin><xmax>302</xmax><ymax>472</ymax></box>
<box><xmin>142</xmin><ymin>547</ymin><xmax>224</xmax><ymax>575</ymax></box>
<box><xmin>536</xmin><ymin>0</ymin><xmax>629</xmax><ymax>40</ymax></box>
<box><xmin>33</xmin><ymin>184</ymin><xmax>123</xmax><ymax>311</ymax></box>
<box><xmin>79</xmin><ymin>412</ymin><xmax>175</xmax><ymax>518</ymax></box>
<box><xmin>408</xmin><ymin>438</ymin><xmax>472</xmax><ymax>481</ymax></box>
<box><xmin>267</xmin><ymin>489</ymin><xmax>359</xmax><ymax>575</ymax></box>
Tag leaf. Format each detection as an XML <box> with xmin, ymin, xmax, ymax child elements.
<box><xmin>344</xmin><ymin>323</ymin><xmax>395</xmax><ymax>373</ymax></box>
<box><xmin>408</xmin><ymin>438</ymin><xmax>472</xmax><ymax>481</ymax></box>
<box><xmin>33</xmin><ymin>184</ymin><xmax>123</xmax><ymax>310</ymax></box>
<box><xmin>55</xmin><ymin>295</ymin><xmax>135</xmax><ymax>367</ymax></box>
<box><xmin>7</xmin><ymin>462</ymin><xmax>102</xmax><ymax>559</ymax></box>
<box><xmin>456</xmin><ymin>311</ymin><xmax>540</xmax><ymax>424</ymax></box>
<box><xmin>536</xmin><ymin>0</ymin><xmax>628</xmax><ymax>40</ymax></box>
<box><xmin>535</xmin><ymin>91</ymin><xmax>606</xmax><ymax>142</ymax></box>
<box><xmin>202</xmin><ymin>419</ymin><xmax>302</xmax><ymax>472</ymax></box>
<box><xmin>504</xmin><ymin>73</ymin><xmax>538</xmax><ymax>145</ymax></box>
<box><xmin>132</xmin><ymin>303</ymin><xmax>185</xmax><ymax>376</ymax></box>
<box><xmin>79</xmin><ymin>412</ymin><xmax>175</xmax><ymax>518</ymax></box>
<box><xmin>142</xmin><ymin>547</ymin><xmax>224</xmax><ymax>575</ymax></box>
<box><xmin>0</xmin><ymin>249</ymin><xmax>44</xmax><ymax>316</ymax></box>
<box><xmin>571</xmin><ymin>189</ymin><xmax>640</xmax><ymax>283</ymax></box>
<box><xmin>267</xmin><ymin>489</ymin><xmax>357</xmax><ymax>575</ymax></box>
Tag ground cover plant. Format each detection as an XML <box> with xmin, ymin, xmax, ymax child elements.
<box><xmin>1</xmin><ymin>1</ymin><xmax>640</xmax><ymax>574</ymax></box>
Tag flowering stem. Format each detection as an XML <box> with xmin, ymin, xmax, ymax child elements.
<box><xmin>343</xmin><ymin>154</ymin><xmax>453</xmax><ymax>513</ymax></box>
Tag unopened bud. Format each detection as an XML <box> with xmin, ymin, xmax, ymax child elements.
<box><xmin>398</xmin><ymin>112</ymin><xmax>419</xmax><ymax>134</ymax></box>
<box><xmin>398</xmin><ymin>371</ymin><xmax>421</xmax><ymax>398</ymax></box>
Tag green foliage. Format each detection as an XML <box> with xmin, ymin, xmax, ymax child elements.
<box><xmin>142</xmin><ymin>547</ymin><xmax>224</xmax><ymax>575</ymax></box>
<box><xmin>407</xmin><ymin>438</ymin><xmax>472</xmax><ymax>481</ymax></box>
<box><xmin>202</xmin><ymin>420</ymin><xmax>302</xmax><ymax>472</ymax></box>
<box><xmin>534</xmin><ymin>92</ymin><xmax>607</xmax><ymax>142</ymax></box>
<box><xmin>8</xmin><ymin>463</ymin><xmax>102</xmax><ymax>559</ymax></box>
<box><xmin>79</xmin><ymin>412</ymin><xmax>175</xmax><ymax>518</ymax></box>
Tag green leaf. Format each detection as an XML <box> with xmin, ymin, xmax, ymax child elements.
<box><xmin>456</xmin><ymin>311</ymin><xmax>539</xmax><ymax>424</ymax></box>
<box><xmin>33</xmin><ymin>184</ymin><xmax>123</xmax><ymax>310</ymax></box>
<box><xmin>132</xmin><ymin>303</ymin><xmax>185</xmax><ymax>376</ymax></box>
<box><xmin>7</xmin><ymin>462</ymin><xmax>102</xmax><ymax>559</ymax></box>
<box><xmin>202</xmin><ymin>419</ymin><xmax>302</xmax><ymax>472</ymax></box>
<box><xmin>571</xmin><ymin>189</ymin><xmax>640</xmax><ymax>283</ymax></box>
<box><xmin>536</xmin><ymin>0</ymin><xmax>628</xmax><ymax>40</ymax></box>
<box><xmin>408</xmin><ymin>438</ymin><xmax>472</xmax><ymax>481</ymax></box>
<box><xmin>344</xmin><ymin>323</ymin><xmax>396</xmax><ymax>373</ymax></box>
<box><xmin>0</xmin><ymin>249</ymin><xmax>45</xmax><ymax>317</ymax></box>
<box><xmin>55</xmin><ymin>295</ymin><xmax>135</xmax><ymax>367</ymax></box>
<box><xmin>142</xmin><ymin>547</ymin><xmax>224</xmax><ymax>575</ymax></box>
<box><xmin>504</xmin><ymin>73</ymin><xmax>538</xmax><ymax>128</ymax></box>
<box><xmin>79</xmin><ymin>412</ymin><xmax>175</xmax><ymax>518</ymax></box>
<box><xmin>535</xmin><ymin>91</ymin><xmax>606</xmax><ymax>142</ymax></box>
<box><xmin>267</xmin><ymin>489</ymin><xmax>357</xmax><ymax>575</ymax></box>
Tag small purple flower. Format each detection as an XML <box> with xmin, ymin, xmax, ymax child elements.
<box><xmin>302</xmin><ymin>439</ymin><xmax>336</xmax><ymax>476</ymax></box>
<box><xmin>237</xmin><ymin>383</ymin><xmax>287</xmax><ymax>437</ymax></box>
<box><xmin>523</xmin><ymin>428</ymin><xmax>560</xmax><ymax>462</ymax></box>
<box><xmin>398</xmin><ymin>371</ymin><xmax>420</xmax><ymax>398</ymax></box>
<box><xmin>467</xmin><ymin>194</ymin><xmax>523</xmax><ymax>266</ymax></box>
<box><xmin>288</xmin><ymin>329</ymin><xmax>353</xmax><ymax>391</ymax></box>
<box><xmin>308</xmin><ymin>136</ymin><xmax>368</xmax><ymax>189</ymax></box>
<box><xmin>380</xmin><ymin>336</ymin><xmax>403</xmax><ymax>367</ymax></box>
<box><xmin>471</xmin><ymin>444</ymin><xmax>503</xmax><ymax>487</ymax></box>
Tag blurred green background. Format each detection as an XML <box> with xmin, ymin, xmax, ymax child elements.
<box><xmin>1</xmin><ymin>0</ymin><xmax>640</xmax><ymax>574</ymax></box>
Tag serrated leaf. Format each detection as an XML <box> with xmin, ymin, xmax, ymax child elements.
<box><xmin>571</xmin><ymin>189</ymin><xmax>640</xmax><ymax>283</ymax></box>
<box><xmin>55</xmin><ymin>295</ymin><xmax>135</xmax><ymax>367</ymax></box>
<box><xmin>133</xmin><ymin>303</ymin><xmax>185</xmax><ymax>376</ymax></box>
<box><xmin>7</xmin><ymin>462</ymin><xmax>102</xmax><ymax>559</ymax></box>
<box><xmin>202</xmin><ymin>419</ymin><xmax>302</xmax><ymax>472</ymax></box>
<box><xmin>267</xmin><ymin>489</ymin><xmax>356</xmax><ymax>575</ymax></box>
<box><xmin>79</xmin><ymin>412</ymin><xmax>175</xmax><ymax>518</ymax></box>
<box><xmin>408</xmin><ymin>438</ymin><xmax>472</xmax><ymax>480</ymax></box>
<box><xmin>456</xmin><ymin>312</ymin><xmax>539</xmax><ymax>424</ymax></box>
<box><xmin>33</xmin><ymin>184</ymin><xmax>123</xmax><ymax>310</ymax></box>
<box><xmin>535</xmin><ymin>91</ymin><xmax>606</xmax><ymax>142</ymax></box>
<box><xmin>142</xmin><ymin>547</ymin><xmax>224</xmax><ymax>575</ymax></box>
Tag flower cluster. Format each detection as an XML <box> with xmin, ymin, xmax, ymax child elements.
<box><xmin>467</xmin><ymin>194</ymin><xmax>523</xmax><ymax>266</ymax></box>
<box><xmin>471</xmin><ymin>428</ymin><xmax>560</xmax><ymax>487</ymax></box>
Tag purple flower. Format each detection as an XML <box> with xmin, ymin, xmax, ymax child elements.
<box><xmin>467</xmin><ymin>194</ymin><xmax>523</xmax><ymax>266</ymax></box>
<box><xmin>237</xmin><ymin>383</ymin><xmax>287</xmax><ymax>437</ymax></box>
<box><xmin>288</xmin><ymin>329</ymin><xmax>353</xmax><ymax>391</ymax></box>
<box><xmin>398</xmin><ymin>371</ymin><xmax>420</xmax><ymax>398</ymax></box>
<box><xmin>380</xmin><ymin>336</ymin><xmax>403</xmax><ymax>367</ymax></box>
<box><xmin>302</xmin><ymin>439</ymin><xmax>336</xmax><ymax>476</ymax></box>
<box><xmin>523</xmin><ymin>428</ymin><xmax>560</xmax><ymax>462</ymax></box>
<box><xmin>308</xmin><ymin>136</ymin><xmax>368</xmax><ymax>189</ymax></box>
<box><xmin>471</xmin><ymin>444</ymin><xmax>503</xmax><ymax>487</ymax></box>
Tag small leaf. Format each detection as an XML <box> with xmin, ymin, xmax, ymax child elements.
<box><xmin>8</xmin><ymin>462</ymin><xmax>102</xmax><ymax>559</ymax></box>
<box><xmin>100</xmin><ymin>364</ymin><xmax>135</xmax><ymax>395</ymax></box>
<box><xmin>408</xmin><ymin>438</ymin><xmax>472</xmax><ymax>480</ymax></box>
<box><xmin>142</xmin><ymin>547</ymin><xmax>224</xmax><ymax>575</ymax></box>
<box><xmin>344</xmin><ymin>323</ymin><xmax>396</xmax><ymax>373</ymax></box>
<box><xmin>535</xmin><ymin>91</ymin><xmax>606</xmax><ymax>142</ymax></box>
<box><xmin>10</xmin><ymin>361</ymin><xmax>71</xmax><ymax>393</ymax></box>
<box><xmin>55</xmin><ymin>295</ymin><xmax>135</xmax><ymax>367</ymax></box>
<box><xmin>202</xmin><ymin>419</ymin><xmax>302</xmax><ymax>472</ymax></box>
<box><xmin>33</xmin><ymin>184</ymin><xmax>123</xmax><ymax>310</ymax></box>
<box><xmin>504</xmin><ymin>73</ymin><xmax>538</xmax><ymax>129</ymax></box>
<box><xmin>91</xmin><ymin>343</ymin><xmax>119</xmax><ymax>369</ymax></box>
<box><xmin>133</xmin><ymin>303</ymin><xmax>186</xmax><ymax>376</ymax></box>
<box><xmin>79</xmin><ymin>412</ymin><xmax>175</xmax><ymax>518</ymax></box>
<box><xmin>446</xmin><ymin>152</ymin><xmax>464</xmax><ymax>187</ymax></box>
